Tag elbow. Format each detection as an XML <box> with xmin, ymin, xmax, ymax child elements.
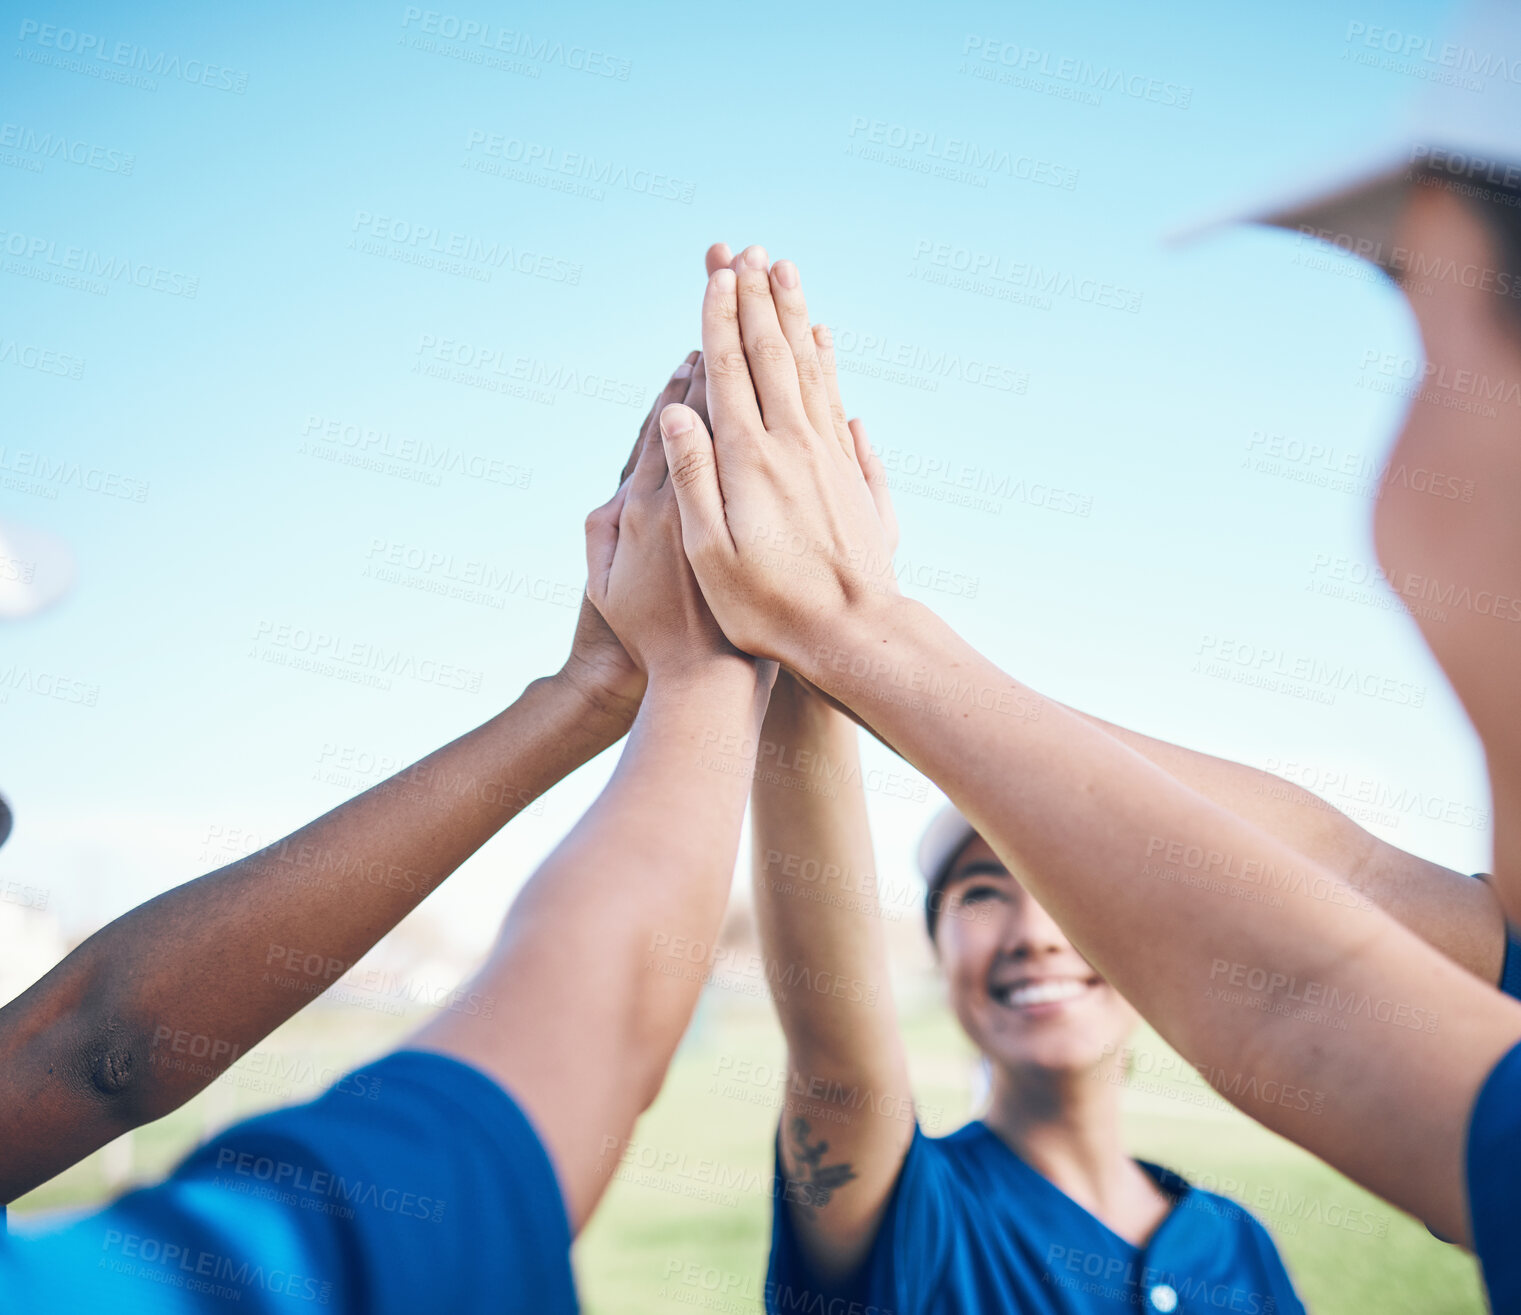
<box><xmin>63</xmin><ymin>1012</ymin><xmax>170</xmax><ymax>1127</ymax></box>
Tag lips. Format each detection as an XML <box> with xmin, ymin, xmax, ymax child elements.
<box><xmin>990</xmin><ymin>976</ymin><xmax>1098</xmax><ymax>1011</ymax></box>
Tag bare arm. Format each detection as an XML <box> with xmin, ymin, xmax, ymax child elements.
<box><xmin>0</xmin><ymin>663</ymin><xmax>632</xmax><ymax>1204</ymax></box>
<box><xmin>413</xmin><ymin>379</ymin><xmax>774</xmax><ymax>1231</ymax></box>
<box><xmin>1074</xmin><ymin>710</ymin><xmax>1507</xmax><ymax>981</ymax></box>
<box><xmin>661</xmin><ymin>250</ymin><xmax>1521</xmax><ymax>1246</ymax></box>
<box><xmin>752</xmin><ymin>675</ymin><xmax>913</xmax><ymax>1281</ymax></box>
<box><xmin>0</xmin><ymin>362</ymin><xmax>701</xmax><ymax>1205</ymax></box>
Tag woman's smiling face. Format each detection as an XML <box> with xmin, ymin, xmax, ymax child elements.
<box><xmin>933</xmin><ymin>835</ymin><xmax>1139</xmax><ymax>1075</ymax></box>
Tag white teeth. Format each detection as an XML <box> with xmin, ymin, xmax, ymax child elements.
<box><xmin>999</xmin><ymin>979</ymin><xmax>1088</xmax><ymax>1009</ymax></box>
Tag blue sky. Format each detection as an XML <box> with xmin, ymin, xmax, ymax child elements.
<box><xmin>2</xmin><ymin>0</ymin><xmax>1491</xmax><ymax>958</ymax></box>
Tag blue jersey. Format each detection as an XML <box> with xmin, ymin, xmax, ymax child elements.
<box><xmin>768</xmin><ymin>1121</ymin><xmax>1304</xmax><ymax>1315</ymax></box>
<box><xmin>1469</xmin><ymin>1039</ymin><xmax>1521</xmax><ymax>1313</ymax></box>
<box><xmin>0</xmin><ymin>1050</ymin><xmax>577</xmax><ymax>1314</ymax></box>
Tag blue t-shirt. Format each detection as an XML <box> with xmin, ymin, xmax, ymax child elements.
<box><xmin>769</xmin><ymin>1121</ymin><xmax>1303</xmax><ymax>1315</ymax></box>
<box><xmin>0</xmin><ymin>1050</ymin><xmax>577</xmax><ymax>1314</ymax></box>
<box><xmin>1468</xmin><ymin>1039</ymin><xmax>1521</xmax><ymax>1313</ymax></box>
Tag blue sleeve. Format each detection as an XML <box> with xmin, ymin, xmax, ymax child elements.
<box><xmin>1468</xmin><ymin>1039</ymin><xmax>1521</xmax><ymax>1314</ymax></box>
<box><xmin>766</xmin><ymin>1124</ymin><xmax>950</xmax><ymax>1315</ymax></box>
<box><xmin>0</xmin><ymin>1050</ymin><xmax>578</xmax><ymax>1315</ymax></box>
<box><xmin>1472</xmin><ymin>874</ymin><xmax>1521</xmax><ymax>1000</ymax></box>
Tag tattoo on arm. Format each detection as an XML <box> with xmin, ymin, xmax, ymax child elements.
<box><xmin>786</xmin><ymin>1116</ymin><xmax>858</xmax><ymax>1217</ymax></box>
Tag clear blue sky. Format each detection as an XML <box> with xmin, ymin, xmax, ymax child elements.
<box><xmin>2</xmin><ymin>0</ymin><xmax>1489</xmax><ymax>955</ymax></box>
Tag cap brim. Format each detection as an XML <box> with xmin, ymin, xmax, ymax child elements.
<box><xmin>917</xmin><ymin>804</ymin><xmax>977</xmax><ymax>887</ymax></box>
<box><xmin>1167</xmin><ymin>145</ymin><xmax>1414</xmax><ymax>261</ymax></box>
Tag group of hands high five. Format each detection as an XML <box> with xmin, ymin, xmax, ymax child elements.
<box><xmin>579</xmin><ymin>242</ymin><xmax>898</xmax><ymax>714</ymax></box>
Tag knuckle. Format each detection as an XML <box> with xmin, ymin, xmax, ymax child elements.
<box><xmin>667</xmin><ymin>447</ymin><xmax>715</xmax><ymax>491</ymax></box>
<box><xmin>750</xmin><ymin>336</ymin><xmax>792</xmax><ymax>365</ymax></box>
<box><xmin>710</xmin><ymin>349</ymin><xmax>751</xmax><ymax>378</ymax></box>
<box><xmin>794</xmin><ymin>355</ymin><xmax>823</xmax><ymax>388</ymax></box>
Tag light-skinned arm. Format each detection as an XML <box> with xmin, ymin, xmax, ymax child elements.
<box><xmin>412</xmin><ymin>362</ymin><xmax>776</xmax><ymax>1230</ymax></box>
<box><xmin>655</xmin><ymin>248</ymin><xmax>1521</xmax><ymax>1245</ymax></box>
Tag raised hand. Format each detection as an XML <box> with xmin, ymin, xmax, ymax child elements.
<box><xmin>559</xmin><ymin>354</ymin><xmax>704</xmax><ymax>719</ymax></box>
<box><xmin>585</xmin><ymin>353</ymin><xmax>748</xmax><ymax>677</ymax></box>
<box><xmin>659</xmin><ymin>245</ymin><xmax>898</xmax><ymax>668</ymax></box>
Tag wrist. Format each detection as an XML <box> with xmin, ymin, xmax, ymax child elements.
<box><xmin>540</xmin><ymin>665</ymin><xmax>641</xmax><ymax>746</ymax></box>
<box><xmin>788</xmin><ymin>595</ymin><xmax>928</xmax><ymax>698</ymax></box>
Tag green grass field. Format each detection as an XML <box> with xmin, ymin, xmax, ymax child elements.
<box><xmin>12</xmin><ymin>991</ymin><xmax>1485</xmax><ymax>1313</ymax></box>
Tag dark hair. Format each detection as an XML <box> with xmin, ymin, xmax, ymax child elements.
<box><xmin>0</xmin><ymin>794</ymin><xmax>11</xmax><ymax>850</ymax></box>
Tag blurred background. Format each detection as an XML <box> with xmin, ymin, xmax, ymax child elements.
<box><xmin>1</xmin><ymin>0</ymin><xmax>1493</xmax><ymax>1309</ymax></box>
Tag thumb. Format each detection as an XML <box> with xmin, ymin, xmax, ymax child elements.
<box><xmin>659</xmin><ymin>404</ymin><xmax>730</xmax><ymax>557</ymax></box>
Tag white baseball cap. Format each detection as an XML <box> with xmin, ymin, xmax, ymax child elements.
<box><xmin>1177</xmin><ymin>0</ymin><xmax>1521</xmax><ymax>262</ymax></box>
<box><xmin>917</xmin><ymin>803</ymin><xmax>978</xmax><ymax>892</ymax></box>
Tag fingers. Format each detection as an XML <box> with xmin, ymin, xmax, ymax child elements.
<box><xmin>767</xmin><ymin>260</ymin><xmax>838</xmax><ymax>442</ymax></box>
<box><xmin>684</xmin><ymin>351</ymin><xmax>710</xmax><ymax>431</ymax></box>
<box><xmin>850</xmin><ymin>417</ymin><xmax>899</xmax><ymax>550</ymax></box>
<box><xmin>701</xmin><ymin>266</ymin><xmax>763</xmax><ymax>437</ymax></box>
<box><xmin>621</xmin><ymin>353</ymin><xmax>696</xmax><ymax>485</ymax></box>
<box><xmin>705</xmin><ymin>243</ymin><xmax>733</xmax><ymax>277</ymax></box>
<box><xmin>812</xmin><ymin>323</ymin><xmax>856</xmax><ymax>460</ymax></box>
<box><xmin>659</xmin><ymin>404</ymin><xmax>730</xmax><ymax>556</ymax></box>
<box><xmin>729</xmin><ymin>244</ymin><xmax>808</xmax><ymax>429</ymax></box>
<box><xmin>584</xmin><ymin>483</ymin><xmax>629</xmax><ymax>607</ymax></box>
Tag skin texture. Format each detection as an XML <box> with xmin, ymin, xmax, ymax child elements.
<box><xmin>661</xmin><ymin>235</ymin><xmax>1521</xmax><ymax>1246</ymax></box>
<box><xmin>411</xmin><ymin>369</ymin><xmax>776</xmax><ymax>1231</ymax></box>
<box><xmin>0</xmin><ymin>359</ymin><xmax>698</xmax><ymax>1205</ymax></box>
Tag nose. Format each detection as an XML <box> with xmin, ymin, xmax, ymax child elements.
<box><xmin>1002</xmin><ymin>892</ymin><xmax>1069</xmax><ymax>960</ymax></box>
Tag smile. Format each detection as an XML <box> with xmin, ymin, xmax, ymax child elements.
<box><xmin>990</xmin><ymin>977</ymin><xmax>1098</xmax><ymax>1011</ymax></box>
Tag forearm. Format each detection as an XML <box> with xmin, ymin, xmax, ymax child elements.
<box><xmin>1073</xmin><ymin>710</ymin><xmax>1506</xmax><ymax>982</ymax></box>
<box><xmin>413</xmin><ymin>656</ymin><xmax>772</xmax><ymax>1230</ymax></box>
<box><xmin>0</xmin><ymin>670</ymin><xmax>627</xmax><ymax>1201</ymax></box>
<box><xmin>752</xmin><ymin>682</ymin><xmax>904</xmax><ymax>1082</ymax></box>
<box><xmin>795</xmin><ymin>598</ymin><xmax>1521</xmax><ymax>1237</ymax></box>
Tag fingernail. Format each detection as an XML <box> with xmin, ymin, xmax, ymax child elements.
<box><xmin>773</xmin><ymin>260</ymin><xmax>799</xmax><ymax>289</ymax></box>
<box><xmin>743</xmin><ymin>245</ymin><xmax>769</xmax><ymax>270</ymax></box>
<box><xmin>673</xmin><ymin>362</ymin><xmax>694</xmax><ymax>380</ymax></box>
<box><xmin>660</xmin><ymin>406</ymin><xmax>693</xmax><ymax>436</ymax></box>
<box><xmin>712</xmin><ymin>268</ymin><xmax>736</xmax><ymax>293</ymax></box>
